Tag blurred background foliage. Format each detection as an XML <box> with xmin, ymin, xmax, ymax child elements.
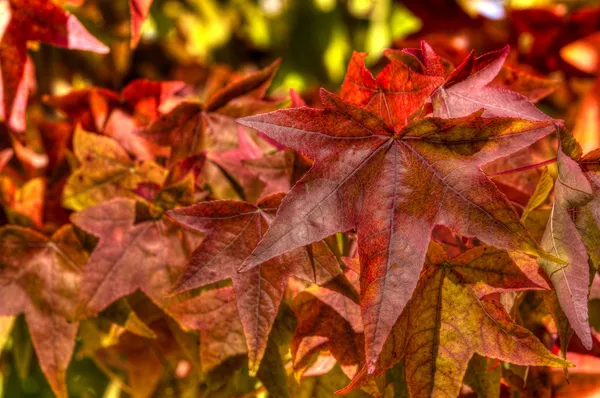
<box><xmin>5</xmin><ymin>0</ymin><xmax>600</xmax><ymax>397</ymax></box>
<box><xmin>45</xmin><ymin>0</ymin><xmax>600</xmax><ymax>96</ymax></box>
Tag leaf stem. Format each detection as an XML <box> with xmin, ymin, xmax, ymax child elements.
<box><xmin>488</xmin><ymin>158</ymin><xmax>557</xmax><ymax>177</ymax></box>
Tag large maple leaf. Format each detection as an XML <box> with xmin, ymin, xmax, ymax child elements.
<box><xmin>166</xmin><ymin>193</ymin><xmax>354</xmax><ymax>374</ymax></box>
<box><xmin>70</xmin><ymin>197</ymin><xmax>203</xmax><ymax>322</ymax></box>
<box><xmin>0</xmin><ymin>0</ymin><xmax>109</xmax><ymax>132</ymax></box>
<box><xmin>238</xmin><ymin>89</ymin><xmax>561</xmax><ymax>370</ymax></box>
<box><xmin>0</xmin><ymin>225</ymin><xmax>87</xmax><ymax>398</ymax></box>
<box><xmin>339</xmin><ymin>242</ymin><xmax>570</xmax><ymax>397</ymax></box>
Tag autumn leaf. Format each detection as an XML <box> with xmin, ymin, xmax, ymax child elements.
<box><xmin>45</xmin><ymin>79</ymin><xmax>184</xmax><ymax>134</ymax></box>
<box><xmin>138</xmin><ymin>60</ymin><xmax>281</xmax><ymax>164</ymax></box>
<box><xmin>489</xmin><ymin>65</ymin><xmax>561</xmax><ymax>103</ymax></box>
<box><xmin>170</xmin><ymin>286</ymin><xmax>247</xmax><ymax>373</ymax></box>
<box><xmin>130</xmin><ymin>0</ymin><xmax>153</xmax><ymax>48</ymax></box>
<box><xmin>577</xmin><ymin>166</ymin><xmax>600</xmax><ymax>270</ymax></box>
<box><xmin>0</xmin><ymin>225</ymin><xmax>87</xmax><ymax>398</ymax></box>
<box><xmin>45</xmin><ymin>88</ymin><xmax>121</xmax><ymax>133</ymax></box>
<box><xmin>341</xmin><ymin>51</ymin><xmax>443</xmax><ymax>130</ymax></box>
<box><xmin>0</xmin><ymin>175</ymin><xmax>45</xmax><ymax>228</ymax></box>
<box><xmin>430</xmin><ymin>45</ymin><xmax>551</xmax><ymax>120</ymax></box>
<box><xmin>243</xmin><ymin>148</ymin><xmax>312</xmax><ymax>200</ymax></box>
<box><xmin>70</xmin><ymin>197</ymin><xmax>202</xmax><ymax>321</ymax></box>
<box><xmin>389</xmin><ymin>42</ymin><xmax>560</xmax><ymax>103</ymax></box>
<box><xmin>62</xmin><ymin>127</ymin><xmax>167</xmax><ymax>211</ymax></box>
<box><xmin>207</xmin><ymin>127</ymin><xmax>264</xmax><ymax>202</ymax></box>
<box><xmin>0</xmin><ymin>0</ymin><xmax>109</xmax><ymax>132</ymax></box>
<box><xmin>339</xmin><ymin>242</ymin><xmax>570</xmax><ymax>398</ymax></box>
<box><xmin>238</xmin><ymin>89</ymin><xmax>560</xmax><ymax>370</ymax></box>
<box><xmin>538</xmin><ymin>145</ymin><xmax>595</xmax><ymax>349</ymax></box>
<box><xmin>166</xmin><ymin>193</ymin><xmax>353</xmax><ymax>374</ymax></box>
<box><xmin>291</xmin><ymin>269</ymin><xmax>378</xmax><ymax>395</ymax></box>
<box><xmin>520</xmin><ymin>166</ymin><xmax>554</xmax><ymax>223</ymax></box>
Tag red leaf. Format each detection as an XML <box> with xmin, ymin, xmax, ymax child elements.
<box><xmin>341</xmin><ymin>51</ymin><xmax>443</xmax><ymax>130</ymax></box>
<box><xmin>71</xmin><ymin>198</ymin><xmax>203</xmax><ymax>321</ymax></box>
<box><xmin>238</xmin><ymin>89</ymin><xmax>559</xmax><ymax>370</ymax></box>
<box><xmin>0</xmin><ymin>0</ymin><xmax>108</xmax><ymax>132</ymax></box>
<box><xmin>138</xmin><ymin>60</ymin><xmax>281</xmax><ymax>164</ymax></box>
<box><xmin>0</xmin><ymin>225</ymin><xmax>87</xmax><ymax>398</ymax></box>
<box><xmin>166</xmin><ymin>193</ymin><xmax>353</xmax><ymax>374</ymax></box>
<box><xmin>431</xmin><ymin>45</ymin><xmax>551</xmax><ymax>120</ymax></box>
<box><xmin>130</xmin><ymin>0</ymin><xmax>153</xmax><ymax>48</ymax></box>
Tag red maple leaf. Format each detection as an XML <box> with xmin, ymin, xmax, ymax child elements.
<box><xmin>0</xmin><ymin>0</ymin><xmax>109</xmax><ymax>132</ymax></box>
<box><xmin>238</xmin><ymin>89</ymin><xmax>560</xmax><ymax>371</ymax></box>
<box><xmin>166</xmin><ymin>193</ymin><xmax>355</xmax><ymax>374</ymax></box>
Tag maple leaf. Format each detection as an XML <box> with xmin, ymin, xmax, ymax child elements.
<box><xmin>537</xmin><ymin>131</ymin><xmax>600</xmax><ymax>350</ymax></box>
<box><xmin>243</xmin><ymin>148</ymin><xmax>312</xmax><ymax>200</ymax></box>
<box><xmin>0</xmin><ymin>0</ymin><xmax>109</xmax><ymax>132</ymax></box>
<box><xmin>62</xmin><ymin>127</ymin><xmax>166</xmax><ymax>211</ymax></box>
<box><xmin>207</xmin><ymin>127</ymin><xmax>265</xmax><ymax>202</ymax></box>
<box><xmin>45</xmin><ymin>79</ymin><xmax>184</xmax><ymax>133</ymax></box>
<box><xmin>389</xmin><ymin>42</ymin><xmax>560</xmax><ymax>104</ymax></box>
<box><xmin>339</xmin><ymin>242</ymin><xmax>570</xmax><ymax>397</ymax></box>
<box><xmin>166</xmin><ymin>193</ymin><xmax>354</xmax><ymax>374</ymax></box>
<box><xmin>430</xmin><ymin>45</ymin><xmax>551</xmax><ymax>121</ymax></box>
<box><xmin>578</xmin><ymin>153</ymin><xmax>600</xmax><ymax>270</ymax></box>
<box><xmin>539</xmin><ymin>151</ymin><xmax>594</xmax><ymax>347</ymax></box>
<box><xmin>0</xmin><ymin>175</ymin><xmax>45</xmax><ymax>228</ymax></box>
<box><xmin>489</xmin><ymin>65</ymin><xmax>561</xmax><ymax>103</ymax></box>
<box><xmin>121</xmin><ymin>79</ymin><xmax>185</xmax><ymax>125</ymax></box>
<box><xmin>341</xmin><ymin>51</ymin><xmax>443</xmax><ymax>130</ymax></box>
<box><xmin>0</xmin><ymin>225</ymin><xmax>87</xmax><ymax>398</ymax></box>
<box><xmin>170</xmin><ymin>286</ymin><xmax>247</xmax><ymax>373</ymax></box>
<box><xmin>292</xmin><ymin>270</ymin><xmax>366</xmax><ymax>381</ymax></box>
<box><xmin>238</xmin><ymin>89</ymin><xmax>561</xmax><ymax>370</ymax></box>
<box><xmin>138</xmin><ymin>60</ymin><xmax>281</xmax><ymax>164</ymax></box>
<box><xmin>45</xmin><ymin>88</ymin><xmax>121</xmax><ymax>133</ymax></box>
<box><xmin>130</xmin><ymin>0</ymin><xmax>153</xmax><ymax>48</ymax></box>
<box><xmin>70</xmin><ymin>197</ymin><xmax>202</xmax><ymax>321</ymax></box>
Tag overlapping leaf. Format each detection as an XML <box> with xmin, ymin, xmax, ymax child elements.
<box><xmin>0</xmin><ymin>225</ymin><xmax>87</xmax><ymax>398</ymax></box>
<box><xmin>538</xmin><ymin>147</ymin><xmax>594</xmax><ymax>349</ymax></box>
<box><xmin>166</xmin><ymin>193</ymin><xmax>354</xmax><ymax>374</ymax></box>
<box><xmin>62</xmin><ymin>127</ymin><xmax>166</xmax><ymax>211</ymax></box>
<box><xmin>71</xmin><ymin>197</ymin><xmax>202</xmax><ymax>321</ymax></box>
<box><xmin>341</xmin><ymin>51</ymin><xmax>443</xmax><ymax>130</ymax></box>
<box><xmin>130</xmin><ymin>0</ymin><xmax>153</xmax><ymax>48</ymax></box>
<box><xmin>428</xmin><ymin>45</ymin><xmax>551</xmax><ymax>120</ymax></box>
<box><xmin>139</xmin><ymin>60</ymin><xmax>281</xmax><ymax>164</ymax></box>
<box><xmin>340</xmin><ymin>242</ymin><xmax>569</xmax><ymax>398</ymax></box>
<box><xmin>0</xmin><ymin>0</ymin><xmax>109</xmax><ymax>132</ymax></box>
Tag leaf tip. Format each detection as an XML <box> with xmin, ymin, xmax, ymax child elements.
<box><xmin>367</xmin><ymin>360</ymin><xmax>377</xmax><ymax>375</ymax></box>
